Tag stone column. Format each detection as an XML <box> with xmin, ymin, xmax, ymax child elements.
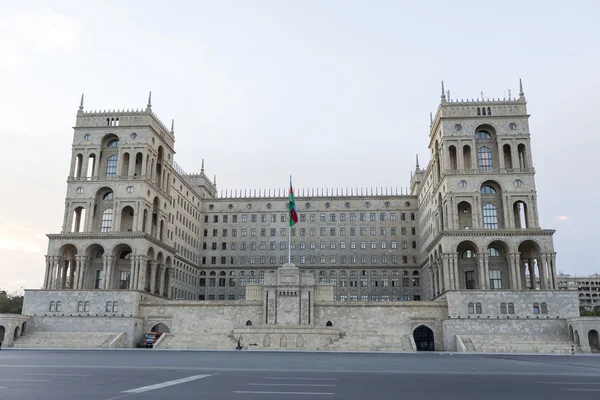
<box><xmin>430</xmin><ymin>266</ymin><xmax>436</xmax><ymax>297</ymax></box>
<box><xmin>515</xmin><ymin>253</ymin><xmax>522</xmax><ymax>290</ymax></box>
<box><xmin>130</xmin><ymin>256</ymin><xmax>137</xmax><ymax>290</ymax></box>
<box><xmin>511</xmin><ymin>141</ymin><xmax>519</xmax><ymax>171</ymax></box>
<box><xmin>137</xmin><ymin>257</ymin><xmax>148</xmax><ymax>291</ymax></box>
<box><xmin>77</xmin><ymin>256</ymin><xmax>87</xmax><ymax>289</ymax></box>
<box><xmin>442</xmin><ymin>255</ymin><xmax>450</xmax><ymax>292</ymax></box>
<box><xmin>538</xmin><ymin>254</ymin><xmax>548</xmax><ymax>290</ymax></box>
<box><xmin>453</xmin><ymin>253</ymin><xmax>460</xmax><ymax>290</ymax></box>
<box><xmin>508</xmin><ymin>253</ymin><xmax>517</xmax><ymax>290</ymax></box>
<box><xmin>103</xmin><ymin>256</ymin><xmax>114</xmax><ymax>290</ymax></box>
<box><xmin>483</xmin><ymin>254</ymin><xmax>490</xmax><ymax>289</ymax></box>
<box><xmin>167</xmin><ymin>269</ymin><xmax>174</xmax><ymax>298</ymax></box>
<box><xmin>113</xmin><ymin>202</ymin><xmax>121</xmax><ymax>232</ymax></box>
<box><xmin>497</xmin><ymin>142</ymin><xmax>505</xmax><ymax>170</ymax></box>
<box><xmin>128</xmin><ymin>153</ymin><xmax>136</xmax><ymax>177</ymax></box>
<box><xmin>62</xmin><ymin>203</ymin><xmax>70</xmax><ymax>233</ymax></box>
<box><xmin>44</xmin><ymin>256</ymin><xmax>51</xmax><ymax>289</ymax></box>
<box><xmin>68</xmin><ymin>260</ymin><xmax>76</xmax><ymax>289</ymax></box>
<box><xmin>85</xmin><ymin>201</ymin><xmax>95</xmax><ymax>232</ymax></box>
<box><xmin>477</xmin><ymin>253</ymin><xmax>486</xmax><ymax>289</ymax></box>
<box><xmin>158</xmin><ymin>265</ymin><xmax>166</xmax><ymax>296</ymax></box>
<box><xmin>61</xmin><ymin>260</ymin><xmax>69</xmax><ymax>289</ymax></box>
<box><xmin>149</xmin><ymin>261</ymin><xmax>158</xmax><ymax>294</ymax></box>
<box><xmin>550</xmin><ymin>253</ymin><xmax>558</xmax><ymax>290</ymax></box>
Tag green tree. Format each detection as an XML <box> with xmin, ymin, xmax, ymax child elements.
<box><xmin>0</xmin><ymin>290</ymin><xmax>23</xmax><ymax>314</ymax></box>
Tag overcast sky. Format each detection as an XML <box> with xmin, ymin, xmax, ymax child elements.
<box><xmin>1</xmin><ymin>0</ymin><xmax>598</xmax><ymax>293</ymax></box>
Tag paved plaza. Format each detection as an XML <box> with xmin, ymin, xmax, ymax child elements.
<box><xmin>0</xmin><ymin>350</ymin><xmax>599</xmax><ymax>399</ymax></box>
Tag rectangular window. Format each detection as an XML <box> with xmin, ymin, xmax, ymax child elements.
<box><xmin>271</xmin><ymin>214</ymin><xmax>276</xmax><ymax>222</ymax></box>
<box><xmin>370</xmin><ymin>227</ymin><xmax>376</xmax><ymax>236</ymax></box>
<box><xmin>241</xmin><ymin>228</ymin><xmax>247</xmax><ymax>237</ymax></box>
<box><xmin>300</xmin><ymin>228</ymin><xmax>306</xmax><ymax>236</ymax></box>
<box><xmin>340</xmin><ymin>241</ymin><xmax>346</xmax><ymax>249</ymax></box>
<box><xmin>280</xmin><ymin>228</ymin><xmax>286</xmax><ymax>236</ymax></box>
<box><xmin>500</xmin><ymin>302</ymin><xmax>507</xmax><ymax>314</ymax></box>
<box><xmin>213</xmin><ymin>229</ymin><xmax>218</xmax><ymax>237</ymax></box>
<box><xmin>119</xmin><ymin>271</ymin><xmax>130</xmax><ymax>289</ymax></box>
<box><xmin>242</xmin><ymin>215</ymin><xmax>247</xmax><ymax>223</ymax></box>
<box><xmin>330</xmin><ymin>213</ymin><xmax>336</xmax><ymax>222</ymax></box>
<box><xmin>300</xmin><ymin>214</ymin><xmax>306</xmax><ymax>222</ymax></box>
<box><xmin>392</xmin><ymin>256</ymin><xmax>397</xmax><ymax>264</ymax></box>
<box><xmin>233</xmin><ymin>215</ymin><xmax>238</xmax><ymax>223</ymax></box>
<box><xmin>77</xmin><ymin>301</ymin><xmax>83</xmax><ymax>312</ymax></box>
<box><xmin>105</xmin><ymin>301</ymin><xmax>112</xmax><ymax>312</ymax></box>
<box><xmin>390</xmin><ymin>213</ymin><xmax>396</xmax><ymax>221</ymax></box>
<box><xmin>281</xmin><ymin>214</ymin><xmax>286</xmax><ymax>222</ymax></box>
<box><xmin>310</xmin><ymin>228</ymin><xmax>316</xmax><ymax>236</ymax></box>
<box><xmin>465</xmin><ymin>271</ymin><xmax>476</xmax><ymax>289</ymax></box>
<box><xmin>340</xmin><ymin>213</ymin><xmax>346</xmax><ymax>222</ymax></box>
<box><xmin>310</xmin><ymin>214</ymin><xmax>315</xmax><ymax>222</ymax></box>
<box><xmin>350</xmin><ymin>213</ymin><xmax>356</xmax><ymax>221</ymax></box>
<box><xmin>330</xmin><ymin>228</ymin><xmax>335</xmax><ymax>236</ymax></box>
<box><xmin>380</xmin><ymin>213</ymin><xmax>386</xmax><ymax>221</ymax></box>
<box><xmin>232</xmin><ymin>228</ymin><xmax>237</xmax><ymax>237</ymax></box>
<box><xmin>370</xmin><ymin>213</ymin><xmax>376</xmax><ymax>221</ymax></box>
<box><xmin>252</xmin><ymin>214</ymin><xmax>257</xmax><ymax>223</ymax></box>
<box><xmin>489</xmin><ymin>269</ymin><xmax>502</xmax><ymax>289</ymax></box>
<box><xmin>112</xmin><ymin>301</ymin><xmax>118</xmax><ymax>312</ymax></box>
<box><xmin>271</xmin><ymin>228</ymin><xmax>276</xmax><ymax>236</ymax></box>
<box><xmin>223</xmin><ymin>215</ymin><xmax>228</xmax><ymax>223</ymax></box>
<box><xmin>350</xmin><ymin>228</ymin><xmax>356</xmax><ymax>236</ymax></box>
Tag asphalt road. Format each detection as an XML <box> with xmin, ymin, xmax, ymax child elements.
<box><xmin>0</xmin><ymin>349</ymin><xmax>599</xmax><ymax>399</ymax></box>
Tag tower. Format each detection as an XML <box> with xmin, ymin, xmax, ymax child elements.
<box><xmin>43</xmin><ymin>94</ymin><xmax>179</xmax><ymax>296</ymax></box>
<box><xmin>412</xmin><ymin>80</ymin><xmax>558</xmax><ymax>299</ymax></box>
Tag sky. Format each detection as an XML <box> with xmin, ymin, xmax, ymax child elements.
<box><xmin>0</xmin><ymin>0</ymin><xmax>599</xmax><ymax>293</ymax></box>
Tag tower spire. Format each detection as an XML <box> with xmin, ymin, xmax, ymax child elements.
<box><xmin>79</xmin><ymin>94</ymin><xmax>84</xmax><ymax>110</ymax></box>
<box><xmin>429</xmin><ymin>112</ymin><xmax>433</xmax><ymax>127</ymax></box>
<box><xmin>416</xmin><ymin>154</ymin><xmax>420</xmax><ymax>170</ymax></box>
<box><xmin>441</xmin><ymin>81</ymin><xmax>446</xmax><ymax>100</ymax></box>
<box><xmin>147</xmin><ymin>91</ymin><xmax>152</xmax><ymax>109</ymax></box>
<box><xmin>519</xmin><ymin>78</ymin><xmax>524</xmax><ymax>97</ymax></box>
<box><xmin>170</xmin><ymin>119</ymin><xmax>175</xmax><ymax>134</ymax></box>
<box><xmin>201</xmin><ymin>159</ymin><xmax>205</xmax><ymax>173</ymax></box>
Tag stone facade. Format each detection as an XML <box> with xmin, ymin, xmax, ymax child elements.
<box><xmin>7</xmin><ymin>83</ymin><xmax>599</xmax><ymax>353</ymax></box>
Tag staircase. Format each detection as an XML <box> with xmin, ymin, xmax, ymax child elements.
<box><xmin>322</xmin><ymin>330</ymin><xmax>412</xmax><ymax>352</ymax></box>
<box><xmin>462</xmin><ymin>334</ymin><xmax>575</xmax><ymax>354</ymax></box>
<box><xmin>13</xmin><ymin>332</ymin><xmax>123</xmax><ymax>348</ymax></box>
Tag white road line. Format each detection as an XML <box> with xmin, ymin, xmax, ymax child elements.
<box><xmin>265</xmin><ymin>377</ymin><xmax>339</xmax><ymax>381</ymax></box>
<box><xmin>0</xmin><ymin>379</ymin><xmax>50</xmax><ymax>382</ymax></box>
<box><xmin>539</xmin><ymin>382</ymin><xmax>600</xmax><ymax>385</ymax></box>
<box><xmin>251</xmin><ymin>383</ymin><xmax>335</xmax><ymax>387</ymax></box>
<box><xmin>566</xmin><ymin>389</ymin><xmax>600</xmax><ymax>392</ymax></box>
<box><xmin>234</xmin><ymin>391</ymin><xmax>333</xmax><ymax>395</ymax></box>
<box><xmin>122</xmin><ymin>374</ymin><xmax>212</xmax><ymax>394</ymax></box>
<box><xmin>27</xmin><ymin>373</ymin><xmax>91</xmax><ymax>377</ymax></box>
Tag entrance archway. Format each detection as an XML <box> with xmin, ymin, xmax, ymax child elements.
<box><xmin>0</xmin><ymin>325</ymin><xmax>5</xmax><ymax>342</ymax></box>
<box><xmin>150</xmin><ymin>323</ymin><xmax>170</xmax><ymax>333</ymax></box>
<box><xmin>589</xmin><ymin>330</ymin><xmax>600</xmax><ymax>353</ymax></box>
<box><xmin>413</xmin><ymin>325</ymin><xmax>435</xmax><ymax>351</ymax></box>
<box><xmin>21</xmin><ymin>322</ymin><xmax>27</xmax><ymax>335</ymax></box>
<box><xmin>13</xmin><ymin>326</ymin><xmax>20</xmax><ymax>340</ymax></box>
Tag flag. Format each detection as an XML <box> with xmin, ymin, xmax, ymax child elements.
<box><xmin>289</xmin><ymin>177</ymin><xmax>299</xmax><ymax>227</ymax></box>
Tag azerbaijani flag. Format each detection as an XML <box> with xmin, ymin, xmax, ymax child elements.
<box><xmin>289</xmin><ymin>177</ymin><xmax>299</xmax><ymax>227</ymax></box>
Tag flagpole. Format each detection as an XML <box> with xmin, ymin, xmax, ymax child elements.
<box><xmin>288</xmin><ymin>175</ymin><xmax>292</xmax><ymax>264</ymax></box>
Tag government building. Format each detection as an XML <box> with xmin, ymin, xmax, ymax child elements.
<box><xmin>2</xmin><ymin>81</ymin><xmax>599</xmax><ymax>353</ymax></box>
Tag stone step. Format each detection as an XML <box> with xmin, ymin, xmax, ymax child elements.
<box><xmin>14</xmin><ymin>332</ymin><xmax>121</xmax><ymax>348</ymax></box>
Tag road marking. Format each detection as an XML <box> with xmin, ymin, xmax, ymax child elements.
<box><xmin>567</xmin><ymin>389</ymin><xmax>600</xmax><ymax>392</ymax></box>
<box><xmin>0</xmin><ymin>379</ymin><xmax>50</xmax><ymax>382</ymax></box>
<box><xmin>265</xmin><ymin>377</ymin><xmax>339</xmax><ymax>381</ymax></box>
<box><xmin>234</xmin><ymin>391</ymin><xmax>333</xmax><ymax>395</ymax></box>
<box><xmin>539</xmin><ymin>382</ymin><xmax>600</xmax><ymax>385</ymax></box>
<box><xmin>122</xmin><ymin>374</ymin><xmax>212</xmax><ymax>394</ymax></box>
<box><xmin>251</xmin><ymin>383</ymin><xmax>335</xmax><ymax>387</ymax></box>
<box><xmin>27</xmin><ymin>373</ymin><xmax>91</xmax><ymax>377</ymax></box>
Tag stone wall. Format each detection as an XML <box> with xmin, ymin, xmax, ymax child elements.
<box><xmin>139</xmin><ymin>300</ymin><xmax>263</xmax><ymax>333</ymax></box>
<box><xmin>444</xmin><ymin>290</ymin><xmax>580</xmax><ymax>318</ymax></box>
<box><xmin>314</xmin><ymin>301</ymin><xmax>448</xmax><ymax>350</ymax></box>
<box><xmin>566</xmin><ymin>317</ymin><xmax>600</xmax><ymax>353</ymax></box>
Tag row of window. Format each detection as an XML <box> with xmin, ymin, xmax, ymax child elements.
<box><xmin>48</xmin><ymin>301</ymin><xmax>119</xmax><ymax>313</ymax></box>
<box><xmin>205</xmin><ymin>212</ymin><xmax>417</xmax><ymax>224</ymax></box>
<box><xmin>202</xmin><ymin>254</ymin><xmax>418</xmax><ymax>266</ymax></box>
<box><xmin>206</xmin><ymin>240</ymin><xmax>416</xmax><ymax>251</ymax></box>
<box><xmin>204</xmin><ymin>226</ymin><xmax>417</xmax><ymax>238</ymax></box>
<box><xmin>196</xmin><ymin>294</ymin><xmax>420</xmax><ymax>301</ymax></box>
<box><xmin>199</xmin><ymin>276</ymin><xmax>420</xmax><ymax>288</ymax></box>
<box><xmin>467</xmin><ymin>302</ymin><xmax>548</xmax><ymax>315</ymax></box>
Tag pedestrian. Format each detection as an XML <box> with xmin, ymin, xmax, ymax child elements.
<box><xmin>0</xmin><ymin>341</ymin><xmax>3</xmax><ymax>351</ymax></box>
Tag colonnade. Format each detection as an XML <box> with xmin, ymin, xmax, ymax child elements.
<box><xmin>429</xmin><ymin>251</ymin><xmax>558</xmax><ymax>296</ymax></box>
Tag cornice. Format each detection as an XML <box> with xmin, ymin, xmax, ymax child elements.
<box><xmin>425</xmin><ymin>229</ymin><xmax>556</xmax><ymax>253</ymax></box>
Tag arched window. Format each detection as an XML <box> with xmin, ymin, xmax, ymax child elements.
<box><xmin>107</xmin><ymin>139</ymin><xmax>119</xmax><ymax>147</ymax></box>
<box><xmin>468</xmin><ymin>302</ymin><xmax>474</xmax><ymax>314</ymax></box>
<box><xmin>480</xmin><ymin>185</ymin><xmax>496</xmax><ymax>194</ymax></box>
<box><xmin>475</xmin><ymin>302</ymin><xmax>482</xmax><ymax>314</ymax></box>
<box><xmin>476</xmin><ymin>130</ymin><xmax>492</xmax><ymax>139</ymax></box>
<box><xmin>482</xmin><ymin>203</ymin><xmax>498</xmax><ymax>229</ymax></box>
<box><xmin>487</xmin><ymin>107</ymin><xmax>491</xmax><ymax>116</ymax></box>
<box><xmin>461</xmin><ymin>249</ymin><xmax>475</xmax><ymax>259</ymax></box>
<box><xmin>102</xmin><ymin>191</ymin><xmax>114</xmax><ymax>200</ymax></box>
<box><xmin>100</xmin><ymin>208</ymin><xmax>113</xmax><ymax>232</ymax></box>
<box><xmin>482</xmin><ymin>107</ymin><xmax>487</xmax><ymax>116</ymax></box>
<box><xmin>476</xmin><ymin>108</ymin><xmax>481</xmax><ymax>116</ymax></box>
<box><xmin>106</xmin><ymin>155</ymin><xmax>118</xmax><ymax>177</ymax></box>
<box><xmin>488</xmin><ymin>247</ymin><xmax>501</xmax><ymax>257</ymax></box>
<box><xmin>541</xmin><ymin>302</ymin><xmax>548</xmax><ymax>314</ymax></box>
<box><xmin>478</xmin><ymin>147</ymin><xmax>493</xmax><ymax>169</ymax></box>
<box><xmin>500</xmin><ymin>302</ymin><xmax>507</xmax><ymax>314</ymax></box>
